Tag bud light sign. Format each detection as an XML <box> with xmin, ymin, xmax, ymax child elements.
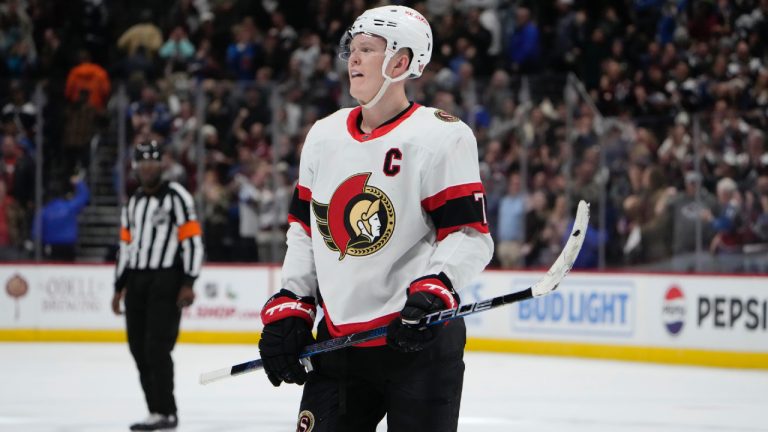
<box><xmin>512</xmin><ymin>280</ymin><xmax>634</xmax><ymax>337</ymax></box>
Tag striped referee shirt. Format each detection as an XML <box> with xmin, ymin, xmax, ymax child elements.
<box><xmin>115</xmin><ymin>181</ymin><xmax>204</xmax><ymax>290</ymax></box>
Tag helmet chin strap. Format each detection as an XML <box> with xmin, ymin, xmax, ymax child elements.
<box><xmin>361</xmin><ymin>78</ymin><xmax>392</xmax><ymax>109</ymax></box>
<box><xmin>360</xmin><ymin>51</ymin><xmax>409</xmax><ymax>110</ymax></box>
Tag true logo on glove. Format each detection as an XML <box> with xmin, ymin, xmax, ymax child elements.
<box><xmin>263</xmin><ymin>301</ymin><xmax>317</xmax><ymax>322</ymax></box>
<box><xmin>423</xmin><ymin>283</ymin><xmax>457</xmax><ymax>308</ymax></box>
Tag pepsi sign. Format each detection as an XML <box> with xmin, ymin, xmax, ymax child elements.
<box><xmin>662</xmin><ymin>285</ymin><xmax>686</xmax><ymax>335</ymax></box>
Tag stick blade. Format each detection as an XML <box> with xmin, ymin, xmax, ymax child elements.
<box><xmin>200</xmin><ymin>366</ymin><xmax>233</xmax><ymax>385</ymax></box>
<box><xmin>531</xmin><ymin>200</ymin><xmax>590</xmax><ymax>297</ymax></box>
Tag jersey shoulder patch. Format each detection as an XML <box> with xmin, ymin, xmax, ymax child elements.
<box><xmin>434</xmin><ymin>109</ymin><xmax>459</xmax><ymax>123</ymax></box>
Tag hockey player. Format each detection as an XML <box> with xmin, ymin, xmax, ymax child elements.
<box><xmin>258</xmin><ymin>5</ymin><xmax>493</xmax><ymax>431</ymax></box>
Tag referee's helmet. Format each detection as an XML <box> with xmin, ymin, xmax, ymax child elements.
<box><xmin>133</xmin><ymin>139</ymin><xmax>162</xmax><ymax>168</ymax></box>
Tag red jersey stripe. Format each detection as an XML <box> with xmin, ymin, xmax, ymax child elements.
<box><xmin>421</xmin><ymin>182</ymin><xmax>485</xmax><ymax>212</ymax></box>
<box><xmin>288</xmin><ymin>215</ymin><xmax>311</xmax><ymax>237</ymax></box>
<box><xmin>296</xmin><ymin>184</ymin><xmax>312</xmax><ymax>201</ymax></box>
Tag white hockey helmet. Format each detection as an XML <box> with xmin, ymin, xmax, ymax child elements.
<box><xmin>340</xmin><ymin>5</ymin><xmax>433</xmax><ymax>81</ymax></box>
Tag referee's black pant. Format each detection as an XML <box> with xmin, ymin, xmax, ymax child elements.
<box><xmin>124</xmin><ymin>269</ymin><xmax>183</xmax><ymax>416</ymax></box>
<box><xmin>298</xmin><ymin>318</ymin><xmax>466</xmax><ymax>432</ymax></box>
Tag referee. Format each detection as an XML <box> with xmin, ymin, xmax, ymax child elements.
<box><xmin>111</xmin><ymin>139</ymin><xmax>204</xmax><ymax>431</ymax></box>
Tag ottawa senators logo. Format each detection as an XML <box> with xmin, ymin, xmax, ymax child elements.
<box><xmin>312</xmin><ymin>173</ymin><xmax>395</xmax><ymax>260</ymax></box>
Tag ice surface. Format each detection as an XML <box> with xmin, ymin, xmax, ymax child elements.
<box><xmin>0</xmin><ymin>343</ymin><xmax>766</xmax><ymax>431</ymax></box>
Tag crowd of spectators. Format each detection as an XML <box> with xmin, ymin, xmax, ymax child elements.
<box><xmin>1</xmin><ymin>0</ymin><xmax>767</xmax><ymax>271</ymax></box>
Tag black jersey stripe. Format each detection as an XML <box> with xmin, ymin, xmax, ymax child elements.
<box><xmin>135</xmin><ymin>196</ymin><xmax>151</xmax><ymax>268</ymax></box>
<box><xmin>158</xmin><ymin>196</ymin><xmax>175</xmax><ymax>268</ymax></box>
<box><xmin>288</xmin><ymin>185</ymin><xmax>311</xmax><ymax>234</ymax></box>
<box><xmin>422</xmin><ymin>183</ymin><xmax>490</xmax><ymax>241</ymax></box>
<box><xmin>149</xmin><ymin>195</ymin><xmax>172</xmax><ymax>268</ymax></box>
<box><xmin>426</xmin><ymin>195</ymin><xmax>486</xmax><ymax>230</ymax></box>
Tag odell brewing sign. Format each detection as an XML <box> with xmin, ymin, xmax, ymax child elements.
<box><xmin>5</xmin><ymin>274</ymin><xmax>28</xmax><ymax>320</ymax></box>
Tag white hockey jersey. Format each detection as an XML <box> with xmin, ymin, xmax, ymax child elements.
<box><xmin>282</xmin><ymin>103</ymin><xmax>493</xmax><ymax>345</ymax></box>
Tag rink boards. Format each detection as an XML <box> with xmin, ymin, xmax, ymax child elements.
<box><xmin>1</xmin><ymin>264</ymin><xmax>766</xmax><ymax>369</ymax></box>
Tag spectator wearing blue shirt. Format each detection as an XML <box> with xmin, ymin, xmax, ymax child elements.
<box><xmin>33</xmin><ymin>175</ymin><xmax>90</xmax><ymax>261</ymax></box>
<box><xmin>507</xmin><ymin>7</ymin><xmax>540</xmax><ymax>73</ymax></box>
<box><xmin>496</xmin><ymin>173</ymin><xmax>527</xmax><ymax>268</ymax></box>
<box><xmin>128</xmin><ymin>86</ymin><xmax>172</xmax><ymax>136</ymax></box>
<box><xmin>226</xmin><ymin>24</ymin><xmax>261</xmax><ymax>81</ymax></box>
<box><xmin>702</xmin><ymin>177</ymin><xmax>744</xmax><ymax>262</ymax></box>
<box><xmin>565</xmin><ymin>216</ymin><xmax>605</xmax><ymax>269</ymax></box>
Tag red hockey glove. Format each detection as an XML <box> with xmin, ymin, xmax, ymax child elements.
<box><xmin>258</xmin><ymin>290</ymin><xmax>316</xmax><ymax>386</ymax></box>
<box><xmin>386</xmin><ymin>273</ymin><xmax>459</xmax><ymax>353</ymax></box>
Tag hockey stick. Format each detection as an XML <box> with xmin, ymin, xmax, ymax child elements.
<box><xmin>200</xmin><ymin>200</ymin><xmax>590</xmax><ymax>385</ymax></box>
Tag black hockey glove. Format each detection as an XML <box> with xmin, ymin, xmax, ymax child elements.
<box><xmin>386</xmin><ymin>273</ymin><xmax>460</xmax><ymax>353</ymax></box>
<box><xmin>258</xmin><ymin>290</ymin><xmax>316</xmax><ymax>387</ymax></box>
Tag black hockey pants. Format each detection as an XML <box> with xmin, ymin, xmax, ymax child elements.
<box><xmin>124</xmin><ymin>270</ymin><xmax>183</xmax><ymax>416</ymax></box>
<box><xmin>297</xmin><ymin>318</ymin><xmax>466</xmax><ymax>432</ymax></box>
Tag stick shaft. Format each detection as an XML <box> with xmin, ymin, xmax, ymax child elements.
<box><xmin>199</xmin><ymin>288</ymin><xmax>533</xmax><ymax>384</ymax></box>
<box><xmin>199</xmin><ymin>201</ymin><xmax>589</xmax><ymax>385</ymax></box>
